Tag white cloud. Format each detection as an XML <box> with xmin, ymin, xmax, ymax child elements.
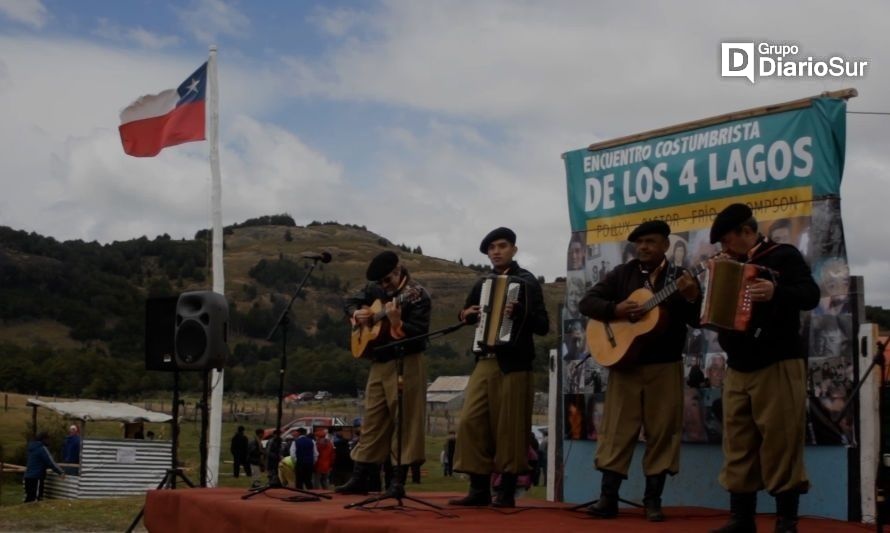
<box><xmin>93</xmin><ymin>18</ymin><xmax>181</xmax><ymax>50</ymax></box>
<box><xmin>0</xmin><ymin>0</ymin><xmax>47</xmax><ymax>29</ymax></box>
<box><xmin>280</xmin><ymin>0</ymin><xmax>890</xmax><ymax>300</ymax></box>
<box><xmin>0</xmin><ymin>36</ymin><xmax>335</xmax><ymax>245</ymax></box>
<box><xmin>178</xmin><ymin>0</ymin><xmax>250</xmax><ymax>44</ymax></box>
<box><xmin>1</xmin><ymin>1</ymin><xmax>890</xmax><ymax>308</ymax></box>
<box><xmin>308</xmin><ymin>6</ymin><xmax>367</xmax><ymax>38</ymax></box>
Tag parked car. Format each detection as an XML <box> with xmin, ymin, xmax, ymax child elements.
<box><xmin>296</xmin><ymin>392</ymin><xmax>315</xmax><ymax>401</ymax></box>
<box><xmin>314</xmin><ymin>391</ymin><xmax>332</xmax><ymax>401</ymax></box>
<box><xmin>263</xmin><ymin>416</ymin><xmax>349</xmax><ymax>441</ymax></box>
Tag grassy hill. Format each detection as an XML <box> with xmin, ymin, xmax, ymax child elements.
<box><xmin>0</xmin><ymin>219</ymin><xmax>565</xmax><ymax>398</ymax></box>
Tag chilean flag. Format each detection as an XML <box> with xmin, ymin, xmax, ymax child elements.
<box><xmin>118</xmin><ymin>62</ymin><xmax>207</xmax><ymax>157</ymax></box>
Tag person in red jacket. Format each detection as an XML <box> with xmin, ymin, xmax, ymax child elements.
<box><xmin>314</xmin><ymin>428</ymin><xmax>334</xmax><ymax>489</ymax></box>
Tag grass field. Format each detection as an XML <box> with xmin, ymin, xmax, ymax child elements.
<box><xmin>0</xmin><ymin>391</ymin><xmax>546</xmax><ymax>531</ymax></box>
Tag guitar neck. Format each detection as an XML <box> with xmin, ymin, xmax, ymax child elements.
<box><xmin>641</xmin><ymin>262</ymin><xmax>707</xmax><ymax>311</ymax></box>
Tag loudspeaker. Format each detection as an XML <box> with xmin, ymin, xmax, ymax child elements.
<box><xmin>146</xmin><ymin>296</ymin><xmax>179</xmax><ymax>371</ymax></box>
<box><xmin>175</xmin><ymin>291</ymin><xmax>229</xmax><ymax>370</ymax></box>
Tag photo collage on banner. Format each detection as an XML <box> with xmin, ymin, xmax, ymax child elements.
<box><xmin>561</xmin><ymin>96</ymin><xmax>854</xmax><ymax>445</ymax></box>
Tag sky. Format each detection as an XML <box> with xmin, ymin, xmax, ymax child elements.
<box><xmin>0</xmin><ymin>0</ymin><xmax>888</xmax><ymax>305</ymax></box>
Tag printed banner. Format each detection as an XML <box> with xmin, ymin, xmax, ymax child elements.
<box><xmin>561</xmin><ymin>97</ymin><xmax>853</xmax><ymax>445</ymax></box>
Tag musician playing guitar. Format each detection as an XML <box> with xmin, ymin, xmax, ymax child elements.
<box><xmin>450</xmin><ymin>227</ymin><xmax>549</xmax><ymax>508</ymax></box>
<box><xmin>578</xmin><ymin>220</ymin><xmax>701</xmax><ymax>522</ymax></box>
<box><xmin>335</xmin><ymin>251</ymin><xmax>431</xmax><ymax>496</ymax></box>
<box><xmin>707</xmin><ymin>204</ymin><xmax>819</xmax><ymax>533</ymax></box>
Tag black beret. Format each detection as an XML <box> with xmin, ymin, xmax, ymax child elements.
<box><xmin>366</xmin><ymin>251</ymin><xmax>399</xmax><ymax>281</ymax></box>
<box><xmin>479</xmin><ymin>227</ymin><xmax>516</xmax><ymax>254</ymax></box>
<box><xmin>710</xmin><ymin>203</ymin><xmax>753</xmax><ymax>244</ymax></box>
<box><xmin>627</xmin><ymin>220</ymin><xmax>670</xmax><ymax>242</ymax></box>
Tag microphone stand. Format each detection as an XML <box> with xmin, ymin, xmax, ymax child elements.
<box><xmin>243</xmin><ymin>256</ymin><xmax>332</xmax><ymax>502</ymax></box>
<box><xmin>345</xmin><ymin>322</ymin><xmax>465</xmax><ymax>516</ymax></box>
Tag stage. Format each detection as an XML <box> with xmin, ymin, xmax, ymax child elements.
<box><xmin>143</xmin><ymin>488</ymin><xmax>872</xmax><ymax>532</ymax></box>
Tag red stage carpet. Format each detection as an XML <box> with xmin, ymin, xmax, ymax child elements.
<box><xmin>144</xmin><ymin>488</ymin><xmax>871</xmax><ymax>532</ymax></box>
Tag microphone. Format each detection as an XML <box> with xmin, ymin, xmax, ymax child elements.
<box><xmin>301</xmin><ymin>251</ymin><xmax>332</xmax><ymax>263</ymax></box>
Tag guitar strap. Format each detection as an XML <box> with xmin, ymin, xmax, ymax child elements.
<box><xmin>640</xmin><ymin>258</ymin><xmax>670</xmax><ymax>291</ymax></box>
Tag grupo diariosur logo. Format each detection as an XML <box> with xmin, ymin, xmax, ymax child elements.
<box><xmin>721</xmin><ymin>42</ymin><xmax>868</xmax><ymax>83</ymax></box>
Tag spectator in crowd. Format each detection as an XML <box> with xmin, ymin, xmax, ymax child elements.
<box><xmin>62</xmin><ymin>425</ymin><xmax>81</xmax><ymax>464</ymax></box>
<box><xmin>331</xmin><ymin>430</ymin><xmax>353</xmax><ymax>486</ymax></box>
<box><xmin>278</xmin><ymin>455</ymin><xmax>296</xmax><ymax>487</ymax></box>
<box><xmin>24</xmin><ymin>431</ymin><xmax>65</xmax><ymax>503</ymax></box>
<box><xmin>441</xmin><ymin>448</ymin><xmax>449</xmax><ymax>476</ymax></box>
<box><xmin>538</xmin><ymin>431</ymin><xmax>548</xmax><ymax>485</ymax></box>
<box><xmin>314</xmin><ymin>428</ymin><xmax>334</xmax><ymax>489</ymax></box>
<box><xmin>247</xmin><ymin>428</ymin><xmax>266</xmax><ymax>488</ymax></box>
<box><xmin>291</xmin><ymin>427</ymin><xmax>317</xmax><ymax>489</ymax></box>
<box><xmin>230</xmin><ymin>426</ymin><xmax>250</xmax><ymax>478</ymax></box>
<box><xmin>265</xmin><ymin>429</ymin><xmax>282</xmax><ymax>486</ymax></box>
<box><xmin>444</xmin><ymin>431</ymin><xmax>456</xmax><ymax>477</ymax></box>
<box><xmin>529</xmin><ymin>432</ymin><xmax>541</xmax><ymax>486</ymax></box>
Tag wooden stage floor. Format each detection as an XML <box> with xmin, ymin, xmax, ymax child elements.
<box><xmin>143</xmin><ymin>487</ymin><xmax>873</xmax><ymax>532</ymax></box>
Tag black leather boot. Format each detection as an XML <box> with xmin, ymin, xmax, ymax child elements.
<box><xmin>492</xmin><ymin>473</ymin><xmax>517</xmax><ymax>508</ymax></box>
<box><xmin>367</xmin><ymin>463</ymin><xmax>382</xmax><ymax>492</ymax></box>
<box><xmin>774</xmin><ymin>491</ymin><xmax>799</xmax><ymax>533</ymax></box>
<box><xmin>643</xmin><ymin>473</ymin><xmax>667</xmax><ymax>522</ymax></box>
<box><xmin>448</xmin><ymin>474</ymin><xmax>491</xmax><ymax>506</ymax></box>
<box><xmin>586</xmin><ymin>470</ymin><xmax>622</xmax><ymax>518</ymax></box>
<box><xmin>385</xmin><ymin>465</ymin><xmax>409</xmax><ymax>498</ymax></box>
<box><xmin>334</xmin><ymin>462</ymin><xmax>372</xmax><ymax>495</ymax></box>
<box><xmin>710</xmin><ymin>492</ymin><xmax>757</xmax><ymax>533</ymax></box>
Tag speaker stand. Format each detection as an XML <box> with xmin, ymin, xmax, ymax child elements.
<box><xmin>126</xmin><ymin>370</ymin><xmax>193</xmax><ymax>532</ymax></box>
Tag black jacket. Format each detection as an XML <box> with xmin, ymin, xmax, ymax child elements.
<box><xmin>344</xmin><ymin>272</ymin><xmax>431</xmax><ymax>362</ymax></box>
<box><xmin>463</xmin><ymin>261</ymin><xmax>549</xmax><ymax>374</ymax></box>
<box><xmin>230</xmin><ymin>432</ymin><xmax>248</xmax><ymax>461</ymax></box>
<box><xmin>578</xmin><ymin>259</ymin><xmax>701</xmax><ymax>365</ymax></box>
<box><xmin>716</xmin><ymin>239</ymin><xmax>820</xmax><ymax>372</ymax></box>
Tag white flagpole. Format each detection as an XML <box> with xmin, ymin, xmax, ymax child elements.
<box><xmin>207</xmin><ymin>45</ymin><xmax>224</xmax><ymax>487</ymax></box>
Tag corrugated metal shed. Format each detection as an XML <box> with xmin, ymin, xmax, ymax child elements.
<box><xmin>27</xmin><ymin>399</ymin><xmax>172</xmax><ymax>423</ymax></box>
<box><xmin>44</xmin><ymin>438</ymin><xmax>172</xmax><ymax>499</ymax></box>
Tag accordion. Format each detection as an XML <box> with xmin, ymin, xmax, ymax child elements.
<box><xmin>700</xmin><ymin>259</ymin><xmax>760</xmax><ymax>332</ymax></box>
<box><xmin>473</xmin><ymin>275</ymin><xmax>527</xmax><ymax>353</ymax></box>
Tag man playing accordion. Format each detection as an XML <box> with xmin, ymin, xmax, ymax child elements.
<box><xmin>708</xmin><ymin>204</ymin><xmax>819</xmax><ymax>533</ymax></box>
<box><xmin>449</xmin><ymin>227</ymin><xmax>549</xmax><ymax>508</ymax></box>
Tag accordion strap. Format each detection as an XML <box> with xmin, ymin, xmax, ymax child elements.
<box><xmin>748</xmin><ymin>240</ymin><xmax>781</xmax><ymax>263</ymax></box>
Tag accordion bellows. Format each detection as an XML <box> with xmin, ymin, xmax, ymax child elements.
<box><xmin>473</xmin><ymin>275</ymin><xmax>526</xmax><ymax>353</ymax></box>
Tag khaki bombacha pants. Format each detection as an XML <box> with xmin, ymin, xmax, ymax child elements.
<box><xmin>351</xmin><ymin>352</ymin><xmax>426</xmax><ymax>465</ymax></box>
<box><xmin>719</xmin><ymin>358</ymin><xmax>809</xmax><ymax>494</ymax></box>
<box><xmin>595</xmin><ymin>360</ymin><xmax>684</xmax><ymax>477</ymax></box>
<box><xmin>453</xmin><ymin>359</ymin><xmax>534</xmax><ymax>475</ymax></box>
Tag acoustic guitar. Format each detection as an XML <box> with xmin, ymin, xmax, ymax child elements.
<box><xmin>350</xmin><ymin>288</ymin><xmax>421</xmax><ymax>358</ymax></box>
<box><xmin>586</xmin><ymin>262</ymin><xmax>706</xmax><ymax>368</ymax></box>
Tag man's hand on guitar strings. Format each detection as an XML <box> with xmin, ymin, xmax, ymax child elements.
<box><xmin>615</xmin><ymin>299</ymin><xmax>643</xmax><ymax>321</ymax></box>
<box><xmin>353</xmin><ymin>307</ymin><xmax>372</xmax><ymax>326</ymax></box>
<box><xmin>384</xmin><ymin>299</ymin><xmax>402</xmax><ymax>327</ymax></box>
